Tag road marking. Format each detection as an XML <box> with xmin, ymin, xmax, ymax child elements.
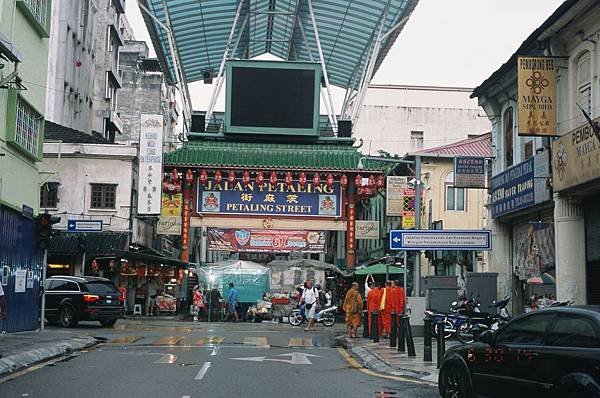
<box><xmin>110</xmin><ymin>336</ymin><xmax>143</xmax><ymax>344</ymax></box>
<box><xmin>152</xmin><ymin>336</ymin><xmax>184</xmax><ymax>346</ymax></box>
<box><xmin>194</xmin><ymin>362</ymin><xmax>211</xmax><ymax>380</ymax></box>
<box><xmin>141</xmin><ymin>352</ymin><xmax>178</xmax><ymax>364</ymax></box>
<box><xmin>243</xmin><ymin>336</ymin><xmax>269</xmax><ymax>347</ymax></box>
<box><xmin>211</xmin><ymin>346</ymin><xmax>220</xmax><ymax>356</ymax></box>
<box><xmin>195</xmin><ymin>336</ymin><xmax>224</xmax><ymax>346</ymax></box>
<box><xmin>231</xmin><ymin>352</ymin><xmax>320</xmax><ymax>365</ymax></box>
<box><xmin>336</xmin><ymin>348</ymin><xmax>435</xmax><ymax>386</ymax></box>
<box><xmin>288</xmin><ymin>338</ymin><xmax>313</xmax><ymax>347</ymax></box>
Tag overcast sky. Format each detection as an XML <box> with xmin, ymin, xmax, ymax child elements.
<box><xmin>126</xmin><ymin>0</ymin><xmax>564</xmax><ymax>104</ymax></box>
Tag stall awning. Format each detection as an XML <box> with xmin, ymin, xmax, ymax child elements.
<box><xmin>139</xmin><ymin>0</ymin><xmax>419</xmax><ymax>88</ymax></box>
<box><xmin>354</xmin><ymin>263</ymin><xmax>405</xmax><ymax>275</ymax></box>
<box><xmin>48</xmin><ymin>232</ymin><xmax>129</xmax><ymax>256</ymax></box>
<box><xmin>113</xmin><ymin>249</ymin><xmax>189</xmax><ymax>269</ymax></box>
<box><xmin>163</xmin><ymin>141</ymin><xmax>383</xmax><ymax>172</ymax></box>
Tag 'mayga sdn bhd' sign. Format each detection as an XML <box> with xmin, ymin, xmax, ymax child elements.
<box><xmin>490</xmin><ymin>150</ymin><xmax>550</xmax><ymax>218</ymax></box>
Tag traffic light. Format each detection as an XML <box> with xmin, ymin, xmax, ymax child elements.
<box><xmin>36</xmin><ymin>213</ymin><xmax>61</xmax><ymax>250</ymax></box>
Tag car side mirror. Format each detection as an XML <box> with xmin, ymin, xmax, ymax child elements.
<box><xmin>479</xmin><ymin>330</ymin><xmax>495</xmax><ymax>345</ymax></box>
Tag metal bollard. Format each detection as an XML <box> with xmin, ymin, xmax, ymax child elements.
<box><xmin>362</xmin><ymin>310</ymin><xmax>369</xmax><ymax>338</ymax></box>
<box><xmin>397</xmin><ymin>315</ymin><xmax>406</xmax><ymax>352</ymax></box>
<box><xmin>389</xmin><ymin>313</ymin><xmax>397</xmax><ymax>348</ymax></box>
<box><xmin>436</xmin><ymin>321</ymin><xmax>446</xmax><ymax>369</ymax></box>
<box><xmin>423</xmin><ymin>317</ymin><xmax>433</xmax><ymax>362</ymax></box>
<box><xmin>371</xmin><ymin>311</ymin><xmax>379</xmax><ymax>343</ymax></box>
<box><xmin>404</xmin><ymin>316</ymin><xmax>416</xmax><ymax>357</ymax></box>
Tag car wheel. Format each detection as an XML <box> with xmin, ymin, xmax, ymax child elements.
<box><xmin>59</xmin><ymin>306</ymin><xmax>77</xmax><ymax>328</ymax></box>
<box><xmin>99</xmin><ymin>319</ymin><xmax>117</xmax><ymax>327</ymax></box>
<box><xmin>441</xmin><ymin>366</ymin><xmax>472</xmax><ymax>398</ymax></box>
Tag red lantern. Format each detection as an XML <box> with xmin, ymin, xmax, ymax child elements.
<box><xmin>376</xmin><ymin>175</ymin><xmax>384</xmax><ymax>189</ymax></box>
<box><xmin>228</xmin><ymin>171</ymin><xmax>235</xmax><ymax>184</ymax></box>
<box><xmin>256</xmin><ymin>171</ymin><xmax>265</xmax><ymax>186</ymax></box>
<box><xmin>368</xmin><ymin>175</ymin><xmax>375</xmax><ymax>189</ymax></box>
<box><xmin>326</xmin><ymin>173</ymin><xmax>334</xmax><ymax>188</ymax></box>
<box><xmin>340</xmin><ymin>174</ymin><xmax>348</xmax><ymax>188</ymax></box>
<box><xmin>215</xmin><ymin>170</ymin><xmax>222</xmax><ymax>184</ymax></box>
<box><xmin>171</xmin><ymin>168</ymin><xmax>179</xmax><ymax>182</ymax></box>
<box><xmin>185</xmin><ymin>169</ymin><xmax>194</xmax><ymax>187</ymax></box>
<box><xmin>299</xmin><ymin>172</ymin><xmax>307</xmax><ymax>187</ymax></box>
<box><xmin>285</xmin><ymin>171</ymin><xmax>293</xmax><ymax>186</ymax></box>
<box><xmin>199</xmin><ymin>170</ymin><xmax>208</xmax><ymax>186</ymax></box>
<box><xmin>355</xmin><ymin>174</ymin><xmax>362</xmax><ymax>187</ymax></box>
<box><xmin>270</xmin><ymin>171</ymin><xmax>277</xmax><ymax>185</ymax></box>
<box><xmin>313</xmin><ymin>173</ymin><xmax>320</xmax><ymax>186</ymax></box>
<box><xmin>243</xmin><ymin>170</ymin><xmax>250</xmax><ymax>186</ymax></box>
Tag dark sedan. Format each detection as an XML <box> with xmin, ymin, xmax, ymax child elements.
<box><xmin>45</xmin><ymin>276</ymin><xmax>124</xmax><ymax>327</ymax></box>
<box><xmin>439</xmin><ymin>306</ymin><xmax>600</xmax><ymax>398</ymax></box>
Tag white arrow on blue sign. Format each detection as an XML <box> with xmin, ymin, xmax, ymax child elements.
<box><xmin>67</xmin><ymin>220</ymin><xmax>103</xmax><ymax>232</ymax></box>
<box><xmin>389</xmin><ymin>230</ymin><xmax>491</xmax><ymax>251</ymax></box>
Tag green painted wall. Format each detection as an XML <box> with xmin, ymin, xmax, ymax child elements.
<box><xmin>0</xmin><ymin>1</ymin><xmax>50</xmax><ymax>214</ymax></box>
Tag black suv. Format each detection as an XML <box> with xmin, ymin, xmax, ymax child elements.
<box><xmin>45</xmin><ymin>276</ymin><xmax>124</xmax><ymax>327</ymax></box>
<box><xmin>439</xmin><ymin>305</ymin><xmax>600</xmax><ymax>398</ymax></box>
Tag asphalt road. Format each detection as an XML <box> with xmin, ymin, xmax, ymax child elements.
<box><xmin>0</xmin><ymin>319</ymin><xmax>439</xmax><ymax>398</ymax></box>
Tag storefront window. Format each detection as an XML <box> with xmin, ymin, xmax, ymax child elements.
<box><xmin>504</xmin><ymin>108</ymin><xmax>514</xmax><ymax>168</ymax></box>
<box><xmin>576</xmin><ymin>51</ymin><xmax>592</xmax><ymax>126</ymax></box>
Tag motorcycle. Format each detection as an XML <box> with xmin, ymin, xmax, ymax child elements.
<box><xmin>288</xmin><ymin>304</ymin><xmax>337</xmax><ymax>327</ymax></box>
<box><xmin>455</xmin><ymin>296</ymin><xmax>512</xmax><ymax>343</ymax></box>
<box><xmin>425</xmin><ymin>294</ymin><xmax>478</xmax><ymax>340</ymax></box>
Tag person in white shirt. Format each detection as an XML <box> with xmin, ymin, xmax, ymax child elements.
<box><xmin>300</xmin><ymin>280</ymin><xmax>319</xmax><ymax>332</ymax></box>
<box><xmin>0</xmin><ymin>283</ymin><xmax>7</xmax><ymax>320</ymax></box>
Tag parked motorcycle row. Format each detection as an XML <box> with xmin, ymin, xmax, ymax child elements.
<box><xmin>424</xmin><ymin>294</ymin><xmax>575</xmax><ymax>344</ymax></box>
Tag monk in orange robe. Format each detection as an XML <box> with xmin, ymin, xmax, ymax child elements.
<box><xmin>367</xmin><ymin>282</ymin><xmax>382</xmax><ymax>335</ymax></box>
<box><xmin>393</xmin><ymin>279</ymin><xmax>406</xmax><ymax>314</ymax></box>
<box><xmin>379</xmin><ymin>281</ymin><xmax>393</xmax><ymax>337</ymax></box>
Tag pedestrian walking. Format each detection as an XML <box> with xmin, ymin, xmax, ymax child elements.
<box><xmin>379</xmin><ymin>281</ymin><xmax>393</xmax><ymax>338</ymax></box>
<box><xmin>300</xmin><ymin>280</ymin><xmax>319</xmax><ymax>332</ymax></box>
<box><xmin>0</xmin><ymin>282</ymin><xmax>7</xmax><ymax>320</ymax></box>
<box><xmin>343</xmin><ymin>282</ymin><xmax>363</xmax><ymax>338</ymax></box>
<box><xmin>192</xmin><ymin>286</ymin><xmax>204</xmax><ymax>322</ymax></box>
<box><xmin>225</xmin><ymin>283</ymin><xmax>239</xmax><ymax>322</ymax></box>
<box><xmin>366</xmin><ymin>282</ymin><xmax>382</xmax><ymax>334</ymax></box>
<box><xmin>209</xmin><ymin>287</ymin><xmax>222</xmax><ymax>321</ymax></box>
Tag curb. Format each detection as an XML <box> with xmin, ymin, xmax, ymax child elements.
<box><xmin>0</xmin><ymin>336</ymin><xmax>99</xmax><ymax>378</ymax></box>
<box><xmin>336</xmin><ymin>336</ymin><xmax>438</xmax><ymax>384</ymax></box>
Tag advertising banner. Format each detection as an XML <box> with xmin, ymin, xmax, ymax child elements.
<box><xmin>207</xmin><ymin>228</ymin><xmax>326</xmax><ymax>253</ymax></box>
<box><xmin>198</xmin><ymin>181</ymin><xmax>341</xmax><ymax>218</ymax></box>
<box><xmin>517</xmin><ymin>57</ymin><xmax>557</xmax><ymax>136</ymax></box>
<box><xmin>355</xmin><ymin>220</ymin><xmax>379</xmax><ymax>240</ymax></box>
<box><xmin>552</xmin><ymin>118</ymin><xmax>600</xmax><ymax>192</ymax></box>
<box><xmin>137</xmin><ymin>114</ymin><xmax>163</xmax><ymax>214</ymax></box>
<box><xmin>402</xmin><ymin>188</ymin><xmax>416</xmax><ymax>228</ymax></box>
<box><xmin>386</xmin><ymin>176</ymin><xmax>408</xmax><ymax>216</ymax></box>
<box><xmin>490</xmin><ymin>150</ymin><xmax>551</xmax><ymax>218</ymax></box>
<box><xmin>454</xmin><ymin>156</ymin><xmax>486</xmax><ymax>188</ymax></box>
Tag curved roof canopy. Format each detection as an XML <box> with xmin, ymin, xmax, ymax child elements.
<box><xmin>140</xmin><ymin>0</ymin><xmax>418</xmax><ymax>89</ymax></box>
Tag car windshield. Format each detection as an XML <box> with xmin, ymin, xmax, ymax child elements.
<box><xmin>85</xmin><ymin>282</ymin><xmax>119</xmax><ymax>295</ymax></box>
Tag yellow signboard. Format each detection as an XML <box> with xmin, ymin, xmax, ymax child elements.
<box><xmin>517</xmin><ymin>57</ymin><xmax>557</xmax><ymax>136</ymax></box>
<box><xmin>552</xmin><ymin>118</ymin><xmax>600</xmax><ymax>192</ymax></box>
<box><xmin>161</xmin><ymin>193</ymin><xmax>182</xmax><ymax>216</ymax></box>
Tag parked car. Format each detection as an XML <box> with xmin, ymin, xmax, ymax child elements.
<box><xmin>45</xmin><ymin>276</ymin><xmax>124</xmax><ymax>328</ymax></box>
<box><xmin>438</xmin><ymin>306</ymin><xmax>600</xmax><ymax>398</ymax></box>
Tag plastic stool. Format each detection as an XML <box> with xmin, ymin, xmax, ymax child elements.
<box><xmin>133</xmin><ymin>304</ymin><xmax>142</xmax><ymax>316</ymax></box>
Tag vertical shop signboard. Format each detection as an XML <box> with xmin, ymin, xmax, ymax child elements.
<box><xmin>517</xmin><ymin>57</ymin><xmax>558</xmax><ymax>136</ymax></box>
<box><xmin>386</xmin><ymin>176</ymin><xmax>407</xmax><ymax>216</ymax></box>
<box><xmin>137</xmin><ymin>114</ymin><xmax>164</xmax><ymax>214</ymax></box>
<box><xmin>454</xmin><ymin>156</ymin><xmax>486</xmax><ymax>188</ymax></box>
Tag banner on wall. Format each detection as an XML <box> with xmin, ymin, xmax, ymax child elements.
<box><xmin>137</xmin><ymin>114</ymin><xmax>164</xmax><ymax>214</ymax></box>
<box><xmin>198</xmin><ymin>181</ymin><xmax>341</xmax><ymax>218</ymax></box>
<box><xmin>517</xmin><ymin>57</ymin><xmax>558</xmax><ymax>137</ymax></box>
<box><xmin>454</xmin><ymin>156</ymin><xmax>486</xmax><ymax>188</ymax></box>
<box><xmin>157</xmin><ymin>216</ymin><xmax>182</xmax><ymax>235</ymax></box>
<box><xmin>355</xmin><ymin>220</ymin><xmax>379</xmax><ymax>240</ymax></box>
<box><xmin>207</xmin><ymin>228</ymin><xmax>326</xmax><ymax>253</ymax></box>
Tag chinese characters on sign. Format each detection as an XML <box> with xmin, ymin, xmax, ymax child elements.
<box><xmin>347</xmin><ymin>205</ymin><xmax>356</xmax><ymax>255</ymax></box>
<box><xmin>197</xmin><ymin>180</ymin><xmax>341</xmax><ymax>217</ymax></box>
<box><xmin>517</xmin><ymin>57</ymin><xmax>557</xmax><ymax>137</ymax></box>
<box><xmin>454</xmin><ymin>157</ymin><xmax>486</xmax><ymax>188</ymax></box>
<box><xmin>137</xmin><ymin>114</ymin><xmax>163</xmax><ymax>214</ymax></box>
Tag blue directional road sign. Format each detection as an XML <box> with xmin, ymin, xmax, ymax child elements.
<box><xmin>67</xmin><ymin>220</ymin><xmax>103</xmax><ymax>232</ymax></box>
<box><xmin>389</xmin><ymin>230</ymin><xmax>491</xmax><ymax>251</ymax></box>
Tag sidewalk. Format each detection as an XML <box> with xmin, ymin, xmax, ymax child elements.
<box><xmin>338</xmin><ymin>334</ymin><xmax>459</xmax><ymax>384</ymax></box>
<box><xmin>0</xmin><ymin>329</ymin><xmax>98</xmax><ymax>377</ymax></box>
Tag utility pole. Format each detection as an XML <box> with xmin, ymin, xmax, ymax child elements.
<box><xmin>413</xmin><ymin>155</ymin><xmax>422</xmax><ymax>297</ymax></box>
<box><xmin>40</xmin><ymin>249</ymin><xmax>47</xmax><ymax>331</ymax></box>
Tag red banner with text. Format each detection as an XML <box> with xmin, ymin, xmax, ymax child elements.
<box><xmin>207</xmin><ymin>228</ymin><xmax>326</xmax><ymax>253</ymax></box>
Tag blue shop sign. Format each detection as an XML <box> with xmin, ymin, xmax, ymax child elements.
<box><xmin>197</xmin><ymin>180</ymin><xmax>342</xmax><ymax>218</ymax></box>
<box><xmin>491</xmin><ymin>158</ymin><xmax>535</xmax><ymax>218</ymax></box>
